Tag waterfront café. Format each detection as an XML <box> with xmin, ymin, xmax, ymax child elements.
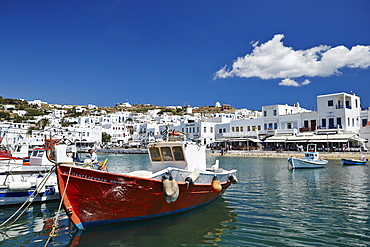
<box><xmin>212</xmin><ymin>138</ymin><xmax>263</xmax><ymax>151</ymax></box>
<box><xmin>264</xmin><ymin>132</ymin><xmax>367</xmax><ymax>152</ymax></box>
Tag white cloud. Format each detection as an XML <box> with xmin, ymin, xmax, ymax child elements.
<box><xmin>214</xmin><ymin>34</ymin><xmax>370</xmax><ymax>86</ymax></box>
<box><xmin>279</xmin><ymin>78</ymin><xmax>311</xmax><ymax>87</ymax></box>
<box><xmin>301</xmin><ymin>79</ymin><xmax>311</xmax><ymax>85</ymax></box>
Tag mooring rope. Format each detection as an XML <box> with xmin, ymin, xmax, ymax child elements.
<box><xmin>0</xmin><ymin>166</ymin><xmax>56</xmax><ymax>231</ymax></box>
<box><xmin>44</xmin><ymin>164</ymin><xmax>73</xmax><ymax>247</ymax></box>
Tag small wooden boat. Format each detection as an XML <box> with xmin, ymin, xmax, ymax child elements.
<box><xmin>288</xmin><ymin>144</ymin><xmax>328</xmax><ymax>169</ymax></box>
<box><xmin>341</xmin><ymin>158</ymin><xmax>367</xmax><ymax>165</ymax></box>
<box><xmin>55</xmin><ymin>132</ymin><xmax>238</xmax><ymax>229</ymax></box>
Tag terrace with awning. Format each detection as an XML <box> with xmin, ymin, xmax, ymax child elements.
<box><xmin>265</xmin><ymin>133</ymin><xmax>366</xmax><ymax>143</ymax></box>
<box><xmin>264</xmin><ymin>133</ymin><xmax>367</xmax><ymax>151</ymax></box>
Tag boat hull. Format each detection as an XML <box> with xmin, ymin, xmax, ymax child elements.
<box><xmin>341</xmin><ymin>158</ymin><xmax>367</xmax><ymax>165</ymax></box>
<box><xmin>0</xmin><ymin>167</ymin><xmax>59</xmax><ymax>206</ymax></box>
<box><xmin>57</xmin><ymin>165</ymin><xmax>232</xmax><ymax>229</ymax></box>
<box><xmin>288</xmin><ymin>157</ymin><xmax>327</xmax><ymax>169</ymax></box>
<box><xmin>0</xmin><ymin>188</ymin><xmax>59</xmax><ymax>206</ymax></box>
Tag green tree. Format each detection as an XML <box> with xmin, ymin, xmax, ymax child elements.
<box><xmin>102</xmin><ymin>132</ymin><xmax>111</xmax><ymax>143</ymax></box>
<box><xmin>37</xmin><ymin>118</ymin><xmax>50</xmax><ymax>129</ymax></box>
<box><xmin>0</xmin><ymin>111</ymin><xmax>10</xmax><ymax>119</ymax></box>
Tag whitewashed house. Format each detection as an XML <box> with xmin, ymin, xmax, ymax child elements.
<box><xmin>317</xmin><ymin>92</ymin><xmax>361</xmax><ymax>133</ymax></box>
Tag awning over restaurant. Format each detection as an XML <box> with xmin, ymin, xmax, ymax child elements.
<box><xmin>264</xmin><ymin>139</ymin><xmax>286</xmax><ymax>143</ymax></box>
<box><xmin>215</xmin><ymin>138</ymin><xmax>262</xmax><ymax>143</ymax></box>
<box><xmin>264</xmin><ymin>133</ymin><xmax>365</xmax><ymax>144</ymax></box>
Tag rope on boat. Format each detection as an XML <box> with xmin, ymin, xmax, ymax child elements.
<box><xmin>44</xmin><ymin>164</ymin><xmax>73</xmax><ymax>247</ymax></box>
<box><xmin>0</xmin><ymin>166</ymin><xmax>56</xmax><ymax>231</ymax></box>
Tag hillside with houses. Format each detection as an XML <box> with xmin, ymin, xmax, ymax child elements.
<box><xmin>0</xmin><ymin>92</ymin><xmax>369</xmax><ymax>152</ymax></box>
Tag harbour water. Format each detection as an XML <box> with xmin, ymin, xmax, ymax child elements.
<box><xmin>0</xmin><ymin>154</ymin><xmax>369</xmax><ymax>246</ymax></box>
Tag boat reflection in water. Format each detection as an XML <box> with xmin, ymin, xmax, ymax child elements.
<box><xmin>68</xmin><ymin>198</ymin><xmax>237</xmax><ymax>247</ymax></box>
<box><xmin>0</xmin><ymin>202</ymin><xmax>70</xmax><ymax>244</ymax></box>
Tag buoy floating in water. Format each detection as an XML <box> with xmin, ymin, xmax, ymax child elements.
<box><xmin>211</xmin><ymin>175</ymin><xmax>222</xmax><ymax>193</ymax></box>
<box><xmin>162</xmin><ymin>174</ymin><xmax>179</xmax><ymax>203</ymax></box>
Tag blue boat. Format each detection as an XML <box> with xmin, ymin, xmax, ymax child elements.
<box><xmin>341</xmin><ymin>158</ymin><xmax>367</xmax><ymax>165</ymax></box>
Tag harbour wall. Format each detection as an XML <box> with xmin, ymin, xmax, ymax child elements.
<box><xmin>97</xmin><ymin>148</ymin><xmax>368</xmax><ymax>160</ymax></box>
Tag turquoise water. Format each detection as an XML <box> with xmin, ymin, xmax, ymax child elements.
<box><xmin>0</xmin><ymin>154</ymin><xmax>369</xmax><ymax>246</ymax></box>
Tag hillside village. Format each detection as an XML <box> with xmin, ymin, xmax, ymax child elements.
<box><xmin>0</xmin><ymin>92</ymin><xmax>369</xmax><ymax>152</ymax></box>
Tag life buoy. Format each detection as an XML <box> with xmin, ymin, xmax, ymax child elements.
<box><xmin>211</xmin><ymin>175</ymin><xmax>222</xmax><ymax>193</ymax></box>
<box><xmin>162</xmin><ymin>174</ymin><xmax>179</xmax><ymax>203</ymax></box>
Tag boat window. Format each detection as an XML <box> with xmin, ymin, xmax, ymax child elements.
<box><xmin>38</xmin><ymin>150</ymin><xmax>44</xmax><ymax>157</ymax></box>
<box><xmin>161</xmin><ymin>147</ymin><xmax>173</xmax><ymax>161</ymax></box>
<box><xmin>149</xmin><ymin>147</ymin><xmax>161</xmax><ymax>162</ymax></box>
<box><xmin>32</xmin><ymin>150</ymin><xmax>38</xmax><ymax>157</ymax></box>
<box><xmin>172</xmin><ymin>146</ymin><xmax>184</xmax><ymax>161</ymax></box>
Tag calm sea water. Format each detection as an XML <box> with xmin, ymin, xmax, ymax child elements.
<box><xmin>0</xmin><ymin>154</ymin><xmax>369</xmax><ymax>246</ymax></box>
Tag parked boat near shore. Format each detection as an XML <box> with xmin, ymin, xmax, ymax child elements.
<box><xmin>0</xmin><ymin>169</ymin><xmax>59</xmax><ymax>206</ymax></box>
<box><xmin>288</xmin><ymin>144</ymin><xmax>328</xmax><ymax>169</ymax></box>
<box><xmin>341</xmin><ymin>157</ymin><xmax>368</xmax><ymax>165</ymax></box>
<box><xmin>0</xmin><ymin>144</ymin><xmax>59</xmax><ymax>206</ymax></box>
<box><xmin>55</xmin><ymin>132</ymin><xmax>238</xmax><ymax>229</ymax></box>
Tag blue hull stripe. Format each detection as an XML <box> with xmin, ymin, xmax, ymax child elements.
<box><xmin>77</xmin><ymin>196</ymin><xmax>221</xmax><ymax>229</ymax></box>
<box><xmin>0</xmin><ymin>191</ymin><xmax>32</xmax><ymax>197</ymax></box>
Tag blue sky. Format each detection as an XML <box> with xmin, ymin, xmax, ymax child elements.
<box><xmin>0</xmin><ymin>0</ymin><xmax>369</xmax><ymax>110</ymax></box>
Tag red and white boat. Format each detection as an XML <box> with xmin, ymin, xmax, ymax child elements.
<box><xmin>0</xmin><ymin>144</ymin><xmax>60</xmax><ymax>206</ymax></box>
<box><xmin>0</xmin><ymin>144</ymin><xmax>29</xmax><ymax>166</ymax></box>
<box><xmin>55</xmin><ymin>134</ymin><xmax>238</xmax><ymax>229</ymax></box>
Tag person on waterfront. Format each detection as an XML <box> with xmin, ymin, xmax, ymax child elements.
<box><xmin>85</xmin><ymin>149</ymin><xmax>99</xmax><ymax>169</ymax></box>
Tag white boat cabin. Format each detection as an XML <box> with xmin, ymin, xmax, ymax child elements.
<box><xmin>30</xmin><ymin>148</ymin><xmax>55</xmax><ymax>166</ymax></box>
<box><xmin>148</xmin><ymin>142</ymin><xmax>206</xmax><ymax>173</ymax></box>
<box><xmin>12</xmin><ymin>144</ymin><xmax>29</xmax><ymax>158</ymax></box>
<box><xmin>304</xmin><ymin>152</ymin><xmax>319</xmax><ymax>160</ymax></box>
<box><xmin>304</xmin><ymin>144</ymin><xmax>320</xmax><ymax>160</ymax></box>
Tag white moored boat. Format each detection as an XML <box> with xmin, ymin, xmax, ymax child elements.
<box><xmin>0</xmin><ymin>142</ymin><xmax>63</xmax><ymax>206</ymax></box>
<box><xmin>288</xmin><ymin>144</ymin><xmax>328</xmax><ymax>169</ymax></box>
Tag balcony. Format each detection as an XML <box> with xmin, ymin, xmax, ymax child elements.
<box><xmin>336</xmin><ymin>104</ymin><xmax>351</xmax><ymax>109</ymax></box>
<box><xmin>299</xmin><ymin>127</ymin><xmax>315</xmax><ymax>132</ymax></box>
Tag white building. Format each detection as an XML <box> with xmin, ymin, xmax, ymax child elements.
<box><xmin>117</xmin><ymin>102</ymin><xmax>132</xmax><ymax>108</ymax></box>
<box><xmin>51</xmin><ymin>109</ymin><xmax>67</xmax><ymax>118</ymax></box>
<box><xmin>88</xmin><ymin>104</ymin><xmax>98</xmax><ymax>110</ymax></box>
<box><xmin>262</xmin><ymin>92</ymin><xmax>366</xmax><ymax>151</ymax></box>
<box><xmin>28</xmin><ymin>99</ymin><xmax>48</xmax><ymax>106</ymax></box>
<box><xmin>0</xmin><ymin>122</ymin><xmax>30</xmax><ymax>146</ymax></box>
<box><xmin>317</xmin><ymin>92</ymin><xmax>361</xmax><ymax>133</ymax></box>
<box><xmin>12</xmin><ymin>110</ymin><xmax>28</xmax><ymax>116</ymax></box>
<box><xmin>0</xmin><ymin>91</ymin><xmax>368</xmax><ymax>151</ymax></box>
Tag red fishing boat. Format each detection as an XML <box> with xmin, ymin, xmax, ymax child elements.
<box><xmin>55</xmin><ymin>134</ymin><xmax>238</xmax><ymax>229</ymax></box>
